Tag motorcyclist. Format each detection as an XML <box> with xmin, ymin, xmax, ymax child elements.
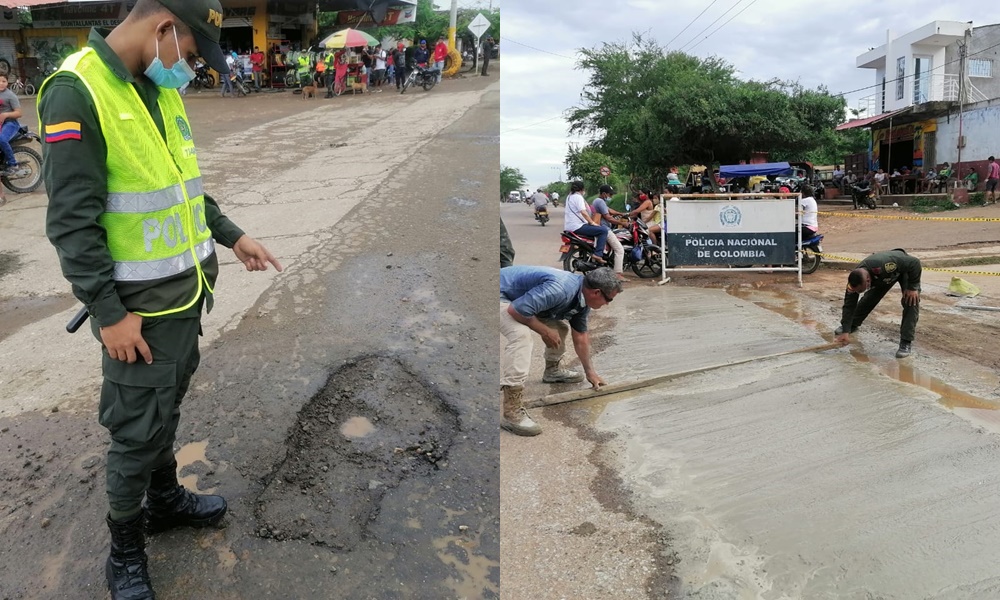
<box><xmin>530</xmin><ymin>188</ymin><xmax>549</xmax><ymax>215</ymax></box>
<box><xmin>852</xmin><ymin>177</ymin><xmax>872</xmax><ymax>210</ymax></box>
<box><xmin>414</xmin><ymin>39</ymin><xmax>430</xmax><ymax>68</ymax></box>
<box><xmin>799</xmin><ymin>184</ymin><xmax>819</xmax><ymax>240</ymax></box>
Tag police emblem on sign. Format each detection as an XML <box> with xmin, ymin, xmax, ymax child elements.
<box><xmin>175</xmin><ymin>116</ymin><xmax>192</xmax><ymax>141</ymax></box>
<box><xmin>719</xmin><ymin>205</ymin><xmax>742</xmax><ymax>228</ymax></box>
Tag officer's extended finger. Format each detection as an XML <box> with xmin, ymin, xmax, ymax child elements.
<box><xmin>268</xmin><ymin>253</ymin><xmax>284</xmax><ymax>272</ymax></box>
<box><xmin>137</xmin><ymin>339</ymin><xmax>153</xmax><ymax>365</ymax></box>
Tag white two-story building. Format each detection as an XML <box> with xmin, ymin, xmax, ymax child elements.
<box><xmin>844</xmin><ymin>20</ymin><xmax>1000</xmax><ymax>185</ymax></box>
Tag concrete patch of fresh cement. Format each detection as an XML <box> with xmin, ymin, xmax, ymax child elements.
<box><xmin>592</xmin><ymin>285</ymin><xmax>1000</xmax><ymax>598</ymax></box>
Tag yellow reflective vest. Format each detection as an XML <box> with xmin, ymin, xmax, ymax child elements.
<box><xmin>39</xmin><ymin>47</ymin><xmax>216</xmax><ymax>318</ymax></box>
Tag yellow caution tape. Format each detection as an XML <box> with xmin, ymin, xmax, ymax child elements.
<box><xmin>819</xmin><ymin>210</ymin><xmax>1000</xmax><ymax>222</ymax></box>
<box><xmin>813</xmin><ymin>251</ymin><xmax>1000</xmax><ymax>276</ymax></box>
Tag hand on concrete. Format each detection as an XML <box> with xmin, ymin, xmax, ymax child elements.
<box><xmin>539</xmin><ymin>326</ymin><xmax>561</xmax><ymax>349</ymax></box>
<box><xmin>233</xmin><ymin>235</ymin><xmax>284</xmax><ymax>272</ymax></box>
<box><xmin>100</xmin><ymin>312</ymin><xmax>152</xmax><ymax>364</ymax></box>
<box><xmin>588</xmin><ymin>373</ymin><xmax>606</xmax><ymax>390</ymax></box>
<box><xmin>902</xmin><ymin>289</ymin><xmax>920</xmax><ymax>306</ymax></box>
<box><xmin>835</xmin><ymin>333</ymin><xmax>850</xmax><ymax>345</ymax></box>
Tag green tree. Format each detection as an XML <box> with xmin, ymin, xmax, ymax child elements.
<box><xmin>317</xmin><ymin>0</ymin><xmax>452</xmax><ymax>45</ymax></box>
<box><xmin>565</xmin><ymin>146</ymin><xmax>625</xmax><ymax>196</ymax></box>
<box><xmin>567</xmin><ymin>34</ymin><xmax>850</xmax><ymax>183</ymax></box>
<box><xmin>501</xmin><ymin>165</ymin><xmax>527</xmax><ymax>200</ymax></box>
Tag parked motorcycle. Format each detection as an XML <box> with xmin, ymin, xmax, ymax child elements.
<box><xmin>535</xmin><ymin>206</ymin><xmax>549</xmax><ymax>226</ymax></box>
<box><xmin>400</xmin><ymin>64</ymin><xmax>439</xmax><ymax>94</ymax></box>
<box><xmin>191</xmin><ymin>64</ymin><xmax>215</xmax><ymax>89</ymax></box>
<box><xmin>799</xmin><ymin>232</ymin><xmax>824</xmax><ymax>274</ymax></box>
<box><xmin>560</xmin><ymin>218</ymin><xmax>664</xmax><ymax>278</ymax></box>
<box><xmin>226</xmin><ymin>65</ymin><xmax>251</xmax><ymax>97</ymax></box>
<box><xmin>0</xmin><ymin>126</ymin><xmax>42</xmax><ymax>203</ymax></box>
<box><xmin>851</xmin><ymin>184</ymin><xmax>878</xmax><ymax>210</ymax></box>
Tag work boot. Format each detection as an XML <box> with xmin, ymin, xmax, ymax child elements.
<box><xmin>542</xmin><ymin>360</ymin><xmax>585</xmax><ymax>384</ymax></box>
<box><xmin>895</xmin><ymin>341</ymin><xmax>912</xmax><ymax>359</ymax></box>
<box><xmin>145</xmin><ymin>460</ymin><xmax>227</xmax><ymax>534</ymax></box>
<box><xmin>106</xmin><ymin>512</ymin><xmax>156</xmax><ymax>600</ymax></box>
<box><xmin>501</xmin><ymin>385</ymin><xmax>541</xmax><ymax>436</ymax></box>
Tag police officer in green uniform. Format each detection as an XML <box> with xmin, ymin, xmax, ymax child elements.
<box><xmin>39</xmin><ymin>1</ymin><xmax>282</xmax><ymax>598</ymax></box>
<box><xmin>297</xmin><ymin>49</ymin><xmax>311</xmax><ymax>88</ymax></box>
<box><xmin>324</xmin><ymin>51</ymin><xmax>336</xmax><ymax>98</ymax></box>
<box><xmin>835</xmin><ymin>249</ymin><xmax>920</xmax><ymax>358</ymax></box>
<box><xmin>500</xmin><ymin>216</ymin><xmax>515</xmax><ymax>268</ymax></box>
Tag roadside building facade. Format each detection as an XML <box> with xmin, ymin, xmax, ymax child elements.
<box><xmin>844</xmin><ymin>20</ymin><xmax>1000</xmax><ymax>182</ymax></box>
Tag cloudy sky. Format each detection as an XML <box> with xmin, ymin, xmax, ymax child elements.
<box><xmin>501</xmin><ymin>0</ymin><xmax>993</xmax><ymax>189</ymax></box>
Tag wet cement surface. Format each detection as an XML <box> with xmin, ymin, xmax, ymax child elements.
<box><xmin>502</xmin><ymin>201</ymin><xmax>1000</xmax><ymax>599</ymax></box>
<box><xmin>0</xmin><ymin>74</ymin><xmax>498</xmax><ymax>598</ymax></box>
<box><xmin>591</xmin><ymin>287</ymin><xmax>1000</xmax><ymax>599</ymax></box>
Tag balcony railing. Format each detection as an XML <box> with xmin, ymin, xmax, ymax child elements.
<box><xmin>859</xmin><ymin>73</ymin><xmax>991</xmax><ymax>116</ymax></box>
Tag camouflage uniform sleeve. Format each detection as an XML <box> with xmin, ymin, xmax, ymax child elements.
<box><xmin>500</xmin><ymin>217</ymin><xmax>515</xmax><ymax>268</ymax></box>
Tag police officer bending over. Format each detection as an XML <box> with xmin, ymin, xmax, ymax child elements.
<box><xmin>40</xmin><ymin>1</ymin><xmax>281</xmax><ymax>598</ymax></box>
<box><xmin>835</xmin><ymin>249</ymin><xmax>920</xmax><ymax>358</ymax></box>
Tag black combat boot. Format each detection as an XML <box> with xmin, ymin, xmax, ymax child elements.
<box><xmin>144</xmin><ymin>460</ymin><xmax>227</xmax><ymax>534</ymax></box>
<box><xmin>106</xmin><ymin>512</ymin><xmax>156</xmax><ymax>600</ymax></box>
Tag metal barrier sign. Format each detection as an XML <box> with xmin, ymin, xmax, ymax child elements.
<box><xmin>665</xmin><ymin>197</ymin><xmax>797</xmax><ymax>265</ymax></box>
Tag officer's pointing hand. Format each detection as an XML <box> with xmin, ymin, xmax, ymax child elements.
<box><xmin>100</xmin><ymin>312</ymin><xmax>152</xmax><ymax>364</ymax></box>
<box><xmin>233</xmin><ymin>235</ymin><xmax>284</xmax><ymax>272</ymax></box>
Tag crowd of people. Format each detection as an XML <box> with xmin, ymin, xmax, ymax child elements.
<box><xmin>184</xmin><ymin>35</ymin><xmax>457</xmax><ymax>98</ymax></box>
<box><xmin>831</xmin><ymin>158</ymin><xmax>994</xmax><ymax>198</ymax></box>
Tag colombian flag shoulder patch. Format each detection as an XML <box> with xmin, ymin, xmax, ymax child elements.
<box><xmin>44</xmin><ymin>121</ymin><xmax>82</xmax><ymax>143</ymax></box>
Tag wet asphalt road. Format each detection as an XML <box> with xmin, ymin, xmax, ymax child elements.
<box><xmin>0</xmin><ymin>71</ymin><xmax>498</xmax><ymax>599</ymax></box>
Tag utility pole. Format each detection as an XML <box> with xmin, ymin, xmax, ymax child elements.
<box><xmin>956</xmin><ymin>25</ymin><xmax>970</xmax><ymax>181</ymax></box>
<box><xmin>449</xmin><ymin>0</ymin><xmax>458</xmax><ymax>51</ymax></box>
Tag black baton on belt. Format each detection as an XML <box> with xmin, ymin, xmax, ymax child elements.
<box><xmin>66</xmin><ymin>306</ymin><xmax>89</xmax><ymax>333</ymax></box>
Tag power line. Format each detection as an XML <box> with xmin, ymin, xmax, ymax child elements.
<box><xmin>501</xmin><ymin>115</ymin><xmax>565</xmax><ymax>134</ymax></box>
<box><xmin>665</xmin><ymin>0</ymin><xmax>719</xmax><ymax>49</ymax></box>
<box><xmin>677</xmin><ymin>0</ymin><xmax>746</xmax><ymax>53</ymax></box>
<box><xmin>502</xmin><ymin>38</ymin><xmax>577</xmax><ymax>60</ymax></box>
<box><xmin>686</xmin><ymin>0</ymin><xmax>759</xmax><ymax>52</ymax></box>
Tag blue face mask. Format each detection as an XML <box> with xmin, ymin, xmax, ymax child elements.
<box><xmin>144</xmin><ymin>26</ymin><xmax>195</xmax><ymax>89</ymax></box>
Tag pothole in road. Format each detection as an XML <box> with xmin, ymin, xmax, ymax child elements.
<box><xmin>254</xmin><ymin>355</ymin><xmax>458</xmax><ymax>551</ymax></box>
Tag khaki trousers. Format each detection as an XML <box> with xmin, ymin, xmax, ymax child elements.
<box><xmin>500</xmin><ymin>302</ymin><xmax>568</xmax><ymax>387</ymax></box>
<box><xmin>606</xmin><ymin>231</ymin><xmax>624</xmax><ymax>273</ymax></box>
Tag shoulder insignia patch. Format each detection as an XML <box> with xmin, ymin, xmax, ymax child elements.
<box><xmin>175</xmin><ymin>116</ymin><xmax>192</xmax><ymax>141</ymax></box>
<box><xmin>44</xmin><ymin>121</ymin><xmax>81</xmax><ymax>143</ymax></box>
<box><xmin>885</xmin><ymin>262</ymin><xmax>897</xmax><ymax>273</ymax></box>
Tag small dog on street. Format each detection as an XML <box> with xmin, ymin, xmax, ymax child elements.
<box><xmin>301</xmin><ymin>85</ymin><xmax>317</xmax><ymax>99</ymax></box>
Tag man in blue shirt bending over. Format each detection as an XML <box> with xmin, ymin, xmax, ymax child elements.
<box><xmin>499</xmin><ymin>266</ymin><xmax>622</xmax><ymax>436</ymax></box>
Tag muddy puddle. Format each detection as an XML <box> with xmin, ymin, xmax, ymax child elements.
<box><xmin>724</xmin><ymin>284</ymin><xmax>1000</xmax><ymax>430</ymax></box>
<box><xmin>254</xmin><ymin>355</ymin><xmax>460</xmax><ymax>551</ymax></box>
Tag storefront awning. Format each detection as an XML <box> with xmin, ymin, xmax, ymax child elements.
<box><xmin>835</xmin><ymin>107</ymin><xmax>909</xmax><ymax>131</ymax></box>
